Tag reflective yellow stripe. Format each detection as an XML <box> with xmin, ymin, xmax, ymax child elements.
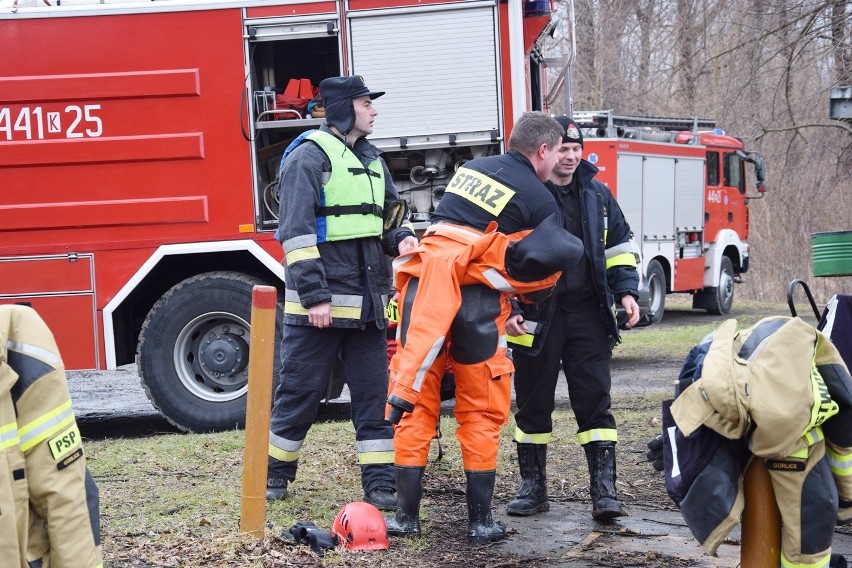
<box><xmin>268</xmin><ymin>443</ymin><xmax>299</xmax><ymax>462</ymax></box>
<box><xmin>577</xmin><ymin>428</ymin><xmax>617</xmax><ymax>445</ymax></box>
<box><xmin>605</xmin><ymin>252</ymin><xmax>638</xmax><ymax>269</ymax></box>
<box><xmin>827</xmin><ymin>445</ymin><xmax>852</xmax><ymax>476</ymax></box>
<box><xmin>507</xmin><ymin>333</ymin><xmax>534</xmax><ymax>347</ymax></box>
<box><xmin>514</xmin><ymin>428</ymin><xmax>551</xmax><ymax>444</ymax></box>
<box><xmin>284</xmin><ymin>301</ymin><xmax>362</xmax><ymax>320</ymax></box>
<box><xmin>19</xmin><ymin>400</ymin><xmax>75</xmax><ymax>453</ymax></box>
<box><xmin>803</xmin><ymin>427</ymin><xmax>824</xmax><ymax>447</ymax></box>
<box><xmin>788</xmin><ymin>447</ymin><xmax>809</xmax><ymax>459</ymax></box>
<box><xmin>781</xmin><ymin>551</ymin><xmax>830</xmax><ymax>568</ymax></box>
<box><xmin>0</xmin><ymin>421</ymin><xmax>20</xmax><ymax>450</ymax></box>
<box><xmin>359</xmin><ymin>451</ymin><xmax>395</xmax><ymax>465</ymax></box>
<box><xmin>285</xmin><ymin>245</ymin><xmax>320</xmax><ymax>266</ymax></box>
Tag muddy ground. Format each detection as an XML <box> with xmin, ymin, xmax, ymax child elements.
<box><xmin>68</xmin><ymin>299</ymin><xmax>852</xmax><ymax>566</ymax></box>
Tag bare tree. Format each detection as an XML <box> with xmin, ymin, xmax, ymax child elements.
<box><xmin>547</xmin><ymin>0</ymin><xmax>852</xmax><ymax>304</ymax></box>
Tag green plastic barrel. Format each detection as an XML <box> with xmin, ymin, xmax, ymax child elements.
<box><xmin>812</xmin><ymin>231</ymin><xmax>852</xmax><ymax>276</ymax></box>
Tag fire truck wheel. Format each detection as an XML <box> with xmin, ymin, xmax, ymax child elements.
<box><xmin>646</xmin><ymin>260</ymin><xmax>666</xmax><ymax>324</ymax></box>
<box><xmin>708</xmin><ymin>256</ymin><xmax>735</xmax><ymax>315</ymax></box>
<box><xmin>137</xmin><ymin>271</ymin><xmax>283</xmax><ymax>433</ymax></box>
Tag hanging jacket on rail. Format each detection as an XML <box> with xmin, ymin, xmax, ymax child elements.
<box><xmin>663</xmin><ymin>316</ymin><xmax>851</xmax><ymax>568</ymax></box>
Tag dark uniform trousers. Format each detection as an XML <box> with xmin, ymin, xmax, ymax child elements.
<box><xmin>513</xmin><ymin>304</ymin><xmax>616</xmax><ymax>438</ymax></box>
<box><xmin>268</xmin><ymin>322</ymin><xmax>394</xmax><ymax>493</ymax></box>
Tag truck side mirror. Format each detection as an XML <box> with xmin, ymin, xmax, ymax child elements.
<box><xmin>737</xmin><ymin>150</ymin><xmax>767</xmax><ymax>198</ymax></box>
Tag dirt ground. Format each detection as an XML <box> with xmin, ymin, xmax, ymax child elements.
<box><xmin>71</xmin><ymin>298</ymin><xmax>852</xmax><ymax>566</ymax></box>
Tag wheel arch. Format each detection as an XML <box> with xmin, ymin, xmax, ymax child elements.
<box><xmin>704</xmin><ymin>229</ymin><xmax>747</xmax><ymax>287</ymax></box>
<box><xmin>103</xmin><ymin>240</ymin><xmax>284</xmax><ymax>369</ymax></box>
<box><xmin>645</xmin><ymin>254</ymin><xmax>671</xmax><ymax>293</ymax></box>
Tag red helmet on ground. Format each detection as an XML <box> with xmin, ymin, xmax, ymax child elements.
<box><xmin>331</xmin><ymin>501</ymin><xmax>389</xmax><ymax>551</ymax></box>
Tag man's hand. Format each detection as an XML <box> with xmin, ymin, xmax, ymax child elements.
<box><xmin>505</xmin><ymin>314</ymin><xmax>528</xmax><ymax>337</ymax></box>
<box><xmin>621</xmin><ymin>295</ymin><xmax>641</xmax><ymax>329</ymax></box>
<box><xmin>307</xmin><ymin>302</ymin><xmax>332</xmax><ymax>328</ymax></box>
<box><xmin>397</xmin><ymin>236</ymin><xmax>418</xmax><ymax>256</ymax></box>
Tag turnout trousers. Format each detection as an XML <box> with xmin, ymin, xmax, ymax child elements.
<box><xmin>268</xmin><ymin>323</ymin><xmax>395</xmax><ymax>493</ymax></box>
<box><xmin>513</xmin><ymin>305</ymin><xmax>617</xmax><ymax>445</ymax></box>
<box><xmin>389</xmin><ymin>223</ymin><xmax>560</xmax><ymax>471</ymax></box>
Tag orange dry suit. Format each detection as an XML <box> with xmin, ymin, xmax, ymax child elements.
<box><xmin>664</xmin><ymin>317</ymin><xmax>851</xmax><ymax>568</ymax></box>
<box><xmin>0</xmin><ymin>304</ymin><xmax>103</xmax><ymax>568</ymax></box>
<box><xmin>386</xmin><ymin>150</ymin><xmax>584</xmax><ymax>471</ymax></box>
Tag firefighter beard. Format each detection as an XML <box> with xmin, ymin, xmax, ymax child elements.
<box><xmin>386</xmin><ymin>223</ymin><xmax>562</xmax><ymax>471</ymax></box>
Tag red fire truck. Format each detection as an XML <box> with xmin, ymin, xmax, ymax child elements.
<box><xmin>0</xmin><ymin>0</ymin><xmax>556</xmax><ymax>431</ymax></box>
<box><xmin>571</xmin><ymin>111</ymin><xmax>766</xmax><ymax>324</ymax></box>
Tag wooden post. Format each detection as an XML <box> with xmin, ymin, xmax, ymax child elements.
<box><xmin>741</xmin><ymin>457</ymin><xmax>782</xmax><ymax>568</ymax></box>
<box><xmin>239</xmin><ymin>285</ymin><xmax>278</xmax><ymax>538</ymax></box>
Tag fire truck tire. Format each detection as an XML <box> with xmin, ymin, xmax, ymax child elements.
<box><xmin>708</xmin><ymin>256</ymin><xmax>735</xmax><ymax>315</ymax></box>
<box><xmin>137</xmin><ymin>271</ymin><xmax>283</xmax><ymax>433</ymax></box>
<box><xmin>646</xmin><ymin>260</ymin><xmax>666</xmax><ymax>324</ymax></box>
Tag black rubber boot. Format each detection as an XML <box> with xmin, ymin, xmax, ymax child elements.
<box><xmin>266</xmin><ymin>477</ymin><xmax>289</xmax><ymax>502</ymax></box>
<box><xmin>506</xmin><ymin>443</ymin><xmax>549</xmax><ymax>516</ymax></box>
<box><xmin>385</xmin><ymin>466</ymin><xmax>424</xmax><ymax>537</ymax></box>
<box><xmin>465</xmin><ymin>470</ymin><xmax>506</xmax><ymax>544</ymax></box>
<box><xmin>584</xmin><ymin>441</ymin><xmax>627</xmax><ymax>521</ymax></box>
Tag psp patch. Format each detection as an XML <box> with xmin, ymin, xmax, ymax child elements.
<box><xmin>49</xmin><ymin>423</ymin><xmax>82</xmax><ymax>462</ymax></box>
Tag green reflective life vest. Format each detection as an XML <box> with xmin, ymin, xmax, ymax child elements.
<box><xmin>307</xmin><ymin>130</ymin><xmax>384</xmax><ymax>242</ymax></box>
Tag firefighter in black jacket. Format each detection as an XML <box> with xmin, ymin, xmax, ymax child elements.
<box><xmin>266</xmin><ymin>76</ymin><xmax>417</xmax><ymax>509</ymax></box>
<box><xmin>506</xmin><ymin>116</ymin><xmax>641</xmax><ymax>521</ymax></box>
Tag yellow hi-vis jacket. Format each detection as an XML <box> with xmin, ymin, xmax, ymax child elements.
<box><xmin>0</xmin><ymin>305</ymin><xmax>102</xmax><ymax>568</ymax></box>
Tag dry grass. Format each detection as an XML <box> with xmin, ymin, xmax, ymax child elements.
<box><xmin>86</xmin><ymin>391</ymin><xmax>670</xmax><ymax>567</ymax></box>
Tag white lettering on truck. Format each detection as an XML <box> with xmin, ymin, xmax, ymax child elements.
<box><xmin>0</xmin><ymin>104</ymin><xmax>103</xmax><ymax>140</ymax></box>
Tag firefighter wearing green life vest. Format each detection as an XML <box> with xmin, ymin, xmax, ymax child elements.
<box><xmin>267</xmin><ymin>75</ymin><xmax>417</xmax><ymax>511</ymax></box>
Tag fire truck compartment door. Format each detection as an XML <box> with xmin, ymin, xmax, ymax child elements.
<box><xmin>347</xmin><ymin>2</ymin><xmax>500</xmax><ymax>149</ymax></box>
<box><xmin>0</xmin><ymin>255</ymin><xmax>98</xmax><ymax>370</ymax></box>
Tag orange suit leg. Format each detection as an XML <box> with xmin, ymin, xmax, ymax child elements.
<box><xmin>452</xmin><ymin>299</ymin><xmax>514</xmax><ymax>471</ymax></box>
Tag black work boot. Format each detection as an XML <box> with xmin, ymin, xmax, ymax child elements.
<box><xmin>266</xmin><ymin>477</ymin><xmax>289</xmax><ymax>502</ymax></box>
<box><xmin>365</xmin><ymin>486</ymin><xmax>397</xmax><ymax>511</ymax></box>
<box><xmin>506</xmin><ymin>443</ymin><xmax>549</xmax><ymax>516</ymax></box>
<box><xmin>465</xmin><ymin>470</ymin><xmax>506</xmax><ymax>544</ymax></box>
<box><xmin>385</xmin><ymin>466</ymin><xmax>424</xmax><ymax>537</ymax></box>
<box><xmin>584</xmin><ymin>441</ymin><xmax>627</xmax><ymax>521</ymax></box>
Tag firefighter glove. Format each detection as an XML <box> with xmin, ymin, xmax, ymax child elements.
<box><xmin>646</xmin><ymin>434</ymin><xmax>664</xmax><ymax>472</ymax></box>
<box><xmin>386</xmin><ymin>393</ymin><xmax>415</xmax><ymax>425</ymax></box>
<box><xmin>383</xmin><ymin>199</ymin><xmax>410</xmax><ymax>231</ymax></box>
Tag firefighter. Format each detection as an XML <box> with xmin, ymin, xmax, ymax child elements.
<box><xmin>0</xmin><ymin>304</ymin><xmax>103</xmax><ymax>568</ymax></box>
<box><xmin>505</xmin><ymin>116</ymin><xmax>640</xmax><ymax>522</ymax></box>
<box><xmin>384</xmin><ymin>112</ymin><xmax>585</xmax><ymax>544</ymax></box>
<box><xmin>266</xmin><ymin>76</ymin><xmax>418</xmax><ymax>509</ymax></box>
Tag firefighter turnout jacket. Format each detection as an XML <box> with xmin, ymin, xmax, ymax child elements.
<box><xmin>277</xmin><ymin>125</ymin><xmax>414</xmax><ymax>328</ymax></box>
<box><xmin>508</xmin><ymin>159</ymin><xmax>639</xmax><ymax>357</ymax></box>
<box><xmin>0</xmin><ymin>304</ymin><xmax>102</xmax><ymax>568</ymax></box>
<box><xmin>665</xmin><ymin>317</ymin><xmax>851</xmax><ymax>568</ymax></box>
